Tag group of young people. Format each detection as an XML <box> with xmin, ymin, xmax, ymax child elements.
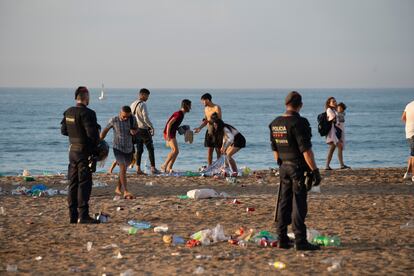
<box><xmin>101</xmin><ymin>89</ymin><xmax>246</xmax><ymax>199</ymax></box>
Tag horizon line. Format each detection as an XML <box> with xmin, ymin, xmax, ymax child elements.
<box><xmin>0</xmin><ymin>86</ymin><xmax>413</xmax><ymax>90</ymax></box>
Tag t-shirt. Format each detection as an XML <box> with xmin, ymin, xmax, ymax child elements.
<box><xmin>130</xmin><ymin>100</ymin><xmax>154</xmax><ymax>130</ymax></box>
<box><xmin>106</xmin><ymin>116</ymin><xmax>137</xmax><ymax>153</ymax></box>
<box><xmin>404</xmin><ymin>100</ymin><xmax>414</xmax><ymax>139</ymax></box>
<box><xmin>163</xmin><ymin>110</ymin><xmax>184</xmax><ymax>139</ymax></box>
<box><xmin>223</xmin><ymin>125</ymin><xmax>239</xmax><ymax>147</ymax></box>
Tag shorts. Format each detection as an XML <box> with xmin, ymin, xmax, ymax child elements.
<box><xmin>408</xmin><ymin>136</ymin><xmax>414</xmax><ymax>157</ymax></box>
<box><xmin>113</xmin><ymin>148</ymin><xmax>133</xmax><ymax>166</ymax></box>
<box><xmin>204</xmin><ymin>130</ymin><xmax>222</xmax><ymax>148</ymax></box>
<box><xmin>232</xmin><ymin>133</ymin><xmax>246</xmax><ymax>148</ymax></box>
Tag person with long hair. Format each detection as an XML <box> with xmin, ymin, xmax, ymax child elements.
<box><xmin>212</xmin><ymin>118</ymin><xmax>246</xmax><ymax>176</ymax></box>
<box><xmin>324</xmin><ymin>97</ymin><xmax>350</xmax><ymax>170</ymax></box>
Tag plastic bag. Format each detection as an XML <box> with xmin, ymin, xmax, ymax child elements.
<box><xmin>187</xmin><ymin>189</ymin><xmax>219</xmax><ymax>199</ymax></box>
<box><xmin>211</xmin><ymin>224</ymin><xmax>228</xmax><ymax>242</ymax></box>
<box><xmin>201</xmin><ymin>155</ymin><xmax>232</xmax><ymax>176</ymax></box>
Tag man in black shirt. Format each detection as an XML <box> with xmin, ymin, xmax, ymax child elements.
<box><xmin>269</xmin><ymin>91</ymin><xmax>321</xmax><ymax>251</ymax></box>
<box><xmin>61</xmin><ymin>87</ymin><xmax>100</xmax><ymax>224</ymax></box>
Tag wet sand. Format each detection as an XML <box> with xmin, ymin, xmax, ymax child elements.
<box><xmin>0</xmin><ymin>168</ymin><xmax>413</xmax><ymax>275</ymax></box>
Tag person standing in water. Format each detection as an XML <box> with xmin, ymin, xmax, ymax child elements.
<box><xmin>194</xmin><ymin>93</ymin><xmax>222</xmax><ymax>166</ymax></box>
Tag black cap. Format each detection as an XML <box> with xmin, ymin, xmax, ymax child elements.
<box><xmin>75</xmin><ymin>86</ymin><xmax>89</xmax><ymax>99</ymax></box>
<box><xmin>285</xmin><ymin>91</ymin><xmax>302</xmax><ymax>107</ymax></box>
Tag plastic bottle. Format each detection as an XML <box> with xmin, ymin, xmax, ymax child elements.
<box><xmin>154</xmin><ymin>225</ymin><xmax>169</xmax><ymax>233</ymax></box>
<box><xmin>128</xmin><ymin>220</ymin><xmax>151</xmax><ymax>229</ymax></box>
<box><xmin>313</xmin><ymin>235</ymin><xmax>340</xmax><ymax>246</ymax></box>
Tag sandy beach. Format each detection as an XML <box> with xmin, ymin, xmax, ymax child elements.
<box><xmin>0</xmin><ymin>167</ymin><xmax>413</xmax><ymax>275</ymax></box>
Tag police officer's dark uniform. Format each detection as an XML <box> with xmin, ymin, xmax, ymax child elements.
<box><xmin>269</xmin><ymin>91</ymin><xmax>321</xmax><ymax>250</ymax></box>
<box><xmin>61</xmin><ymin>87</ymin><xmax>100</xmax><ymax>224</ymax></box>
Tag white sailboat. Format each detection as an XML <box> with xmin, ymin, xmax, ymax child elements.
<box><xmin>98</xmin><ymin>84</ymin><xmax>105</xmax><ymax>100</ymax></box>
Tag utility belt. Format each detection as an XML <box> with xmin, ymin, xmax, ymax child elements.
<box><xmin>281</xmin><ymin>159</ymin><xmax>307</xmax><ymax>169</ymax></box>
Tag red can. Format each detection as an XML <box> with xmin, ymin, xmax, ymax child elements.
<box><xmin>270</xmin><ymin>241</ymin><xmax>278</xmax><ymax>247</ymax></box>
<box><xmin>259</xmin><ymin>238</ymin><xmax>269</xmax><ymax>247</ymax></box>
<box><xmin>228</xmin><ymin>239</ymin><xmax>239</xmax><ymax>245</ymax></box>
<box><xmin>246</xmin><ymin>207</ymin><xmax>255</xmax><ymax>212</ymax></box>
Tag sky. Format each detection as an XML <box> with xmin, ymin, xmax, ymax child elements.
<box><xmin>0</xmin><ymin>0</ymin><xmax>413</xmax><ymax>89</ymax></box>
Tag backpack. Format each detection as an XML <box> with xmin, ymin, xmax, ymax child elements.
<box><xmin>317</xmin><ymin>112</ymin><xmax>331</xmax><ymax>136</ymax></box>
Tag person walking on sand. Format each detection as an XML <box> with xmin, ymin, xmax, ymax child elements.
<box><xmin>324</xmin><ymin>97</ymin><xmax>350</xmax><ymax>170</ymax></box>
<box><xmin>61</xmin><ymin>86</ymin><xmax>101</xmax><ymax>224</ymax></box>
<box><xmin>269</xmin><ymin>91</ymin><xmax>321</xmax><ymax>251</ymax></box>
<box><xmin>130</xmin><ymin>88</ymin><xmax>160</xmax><ymax>175</ymax></box>
<box><xmin>194</xmin><ymin>93</ymin><xmax>222</xmax><ymax>166</ymax></box>
<box><xmin>100</xmin><ymin>106</ymin><xmax>138</xmax><ymax>199</ymax></box>
<box><xmin>212</xmin><ymin>118</ymin><xmax>246</xmax><ymax>176</ymax></box>
<box><xmin>402</xmin><ymin>99</ymin><xmax>414</xmax><ymax>183</ymax></box>
<box><xmin>162</xmin><ymin>99</ymin><xmax>192</xmax><ymax>174</ymax></box>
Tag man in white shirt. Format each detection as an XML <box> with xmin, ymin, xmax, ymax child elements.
<box><xmin>130</xmin><ymin>88</ymin><xmax>159</xmax><ymax>175</ymax></box>
<box><xmin>402</xmin><ymin>100</ymin><xmax>414</xmax><ymax>183</ymax></box>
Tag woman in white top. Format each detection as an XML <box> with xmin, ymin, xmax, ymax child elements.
<box><xmin>325</xmin><ymin>97</ymin><xmax>350</xmax><ymax>170</ymax></box>
<box><xmin>213</xmin><ymin>119</ymin><xmax>246</xmax><ymax>176</ymax></box>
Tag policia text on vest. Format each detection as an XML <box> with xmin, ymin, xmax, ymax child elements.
<box><xmin>269</xmin><ymin>91</ymin><xmax>321</xmax><ymax>251</ymax></box>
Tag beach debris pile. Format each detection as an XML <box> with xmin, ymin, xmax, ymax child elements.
<box><xmin>288</xmin><ymin>228</ymin><xmax>341</xmax><ymax>246</ymax></box>
<box><xmin>11</xmin><ymin>184</ymin><xmax>67</xmax><ymax>197</ymax></box>
<box><xmin>186</xmin><ymin>188</ymin><xmax>229</xmax><ymax>199</ymax></box>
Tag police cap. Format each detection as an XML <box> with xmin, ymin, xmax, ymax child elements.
<box><xmin>285</xmin><ymin>91</ymin><xmax>302</xmax><ymax>107</ymax></box>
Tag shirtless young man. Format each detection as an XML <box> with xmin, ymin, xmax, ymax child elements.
<box><xmin>194</xmin><ymin>93</ymin><xmax>222</xmax><ymax>166</ymax></box>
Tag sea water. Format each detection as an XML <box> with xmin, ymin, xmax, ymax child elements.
<box><xmin>0</xmin><ymin>88</ymin><xmax>412</xmax><ymax>175</ymax></box>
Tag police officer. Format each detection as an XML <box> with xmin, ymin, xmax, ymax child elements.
<box><xmin>269</xmin><ymin>91</ymin><xmax>321</xmax><ymax>250</ymax></box>
<box><xmin>61</xmin><ymin>87</ymin><xmax>100</xmax><ymax>224</ymax></box>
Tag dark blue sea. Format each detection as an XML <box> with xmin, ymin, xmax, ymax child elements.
<box><xmin>0</xmin><ymin>88</ymin><xmax>412</xmax><ymax>176</ymax></box>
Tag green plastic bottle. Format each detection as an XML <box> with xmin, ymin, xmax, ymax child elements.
<box><xmin>312</xmin><ymin>235</ymin><xmax>340</xmax><ymax>246</ymax></box>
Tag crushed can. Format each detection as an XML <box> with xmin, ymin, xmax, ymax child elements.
<box><xmin>246</xmin><ymin>207</ymin><xmax>255</xmax><ymax>212</ymax></box>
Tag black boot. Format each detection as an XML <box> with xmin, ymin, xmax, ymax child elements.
<box><xmin>295</xmin><ymin>241</ymin><xmax>321</xmax><ymax>251</ymax></box>
<box><xmin>69</xmin><ymin>209</ymin><xmax>78</xmax><ymax>224</ymax></box>
<box><xmin>278</xmin><ymin>235</ymin><xmax>293</xmax><ymax>249</ymax></box>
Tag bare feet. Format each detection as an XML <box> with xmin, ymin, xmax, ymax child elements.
<box><xmin>124</xmin><ymin>191</ymin><xmax>134</xmax><ymax>199</ymax></box>
<box><xmin>115</xmin><ymin>184</ymin><xmax>122</xmax><ymax>196</ymax></box>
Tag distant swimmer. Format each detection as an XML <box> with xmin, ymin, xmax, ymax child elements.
<box><xmin>194</xmin><ymin>93</ymin><xmax>222</xmax><ymax>166</ymax></box>
<box><xmin>162</xmin><ymin>99</ymin><xmax>192</xmax><ymax>174</ymax></box>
